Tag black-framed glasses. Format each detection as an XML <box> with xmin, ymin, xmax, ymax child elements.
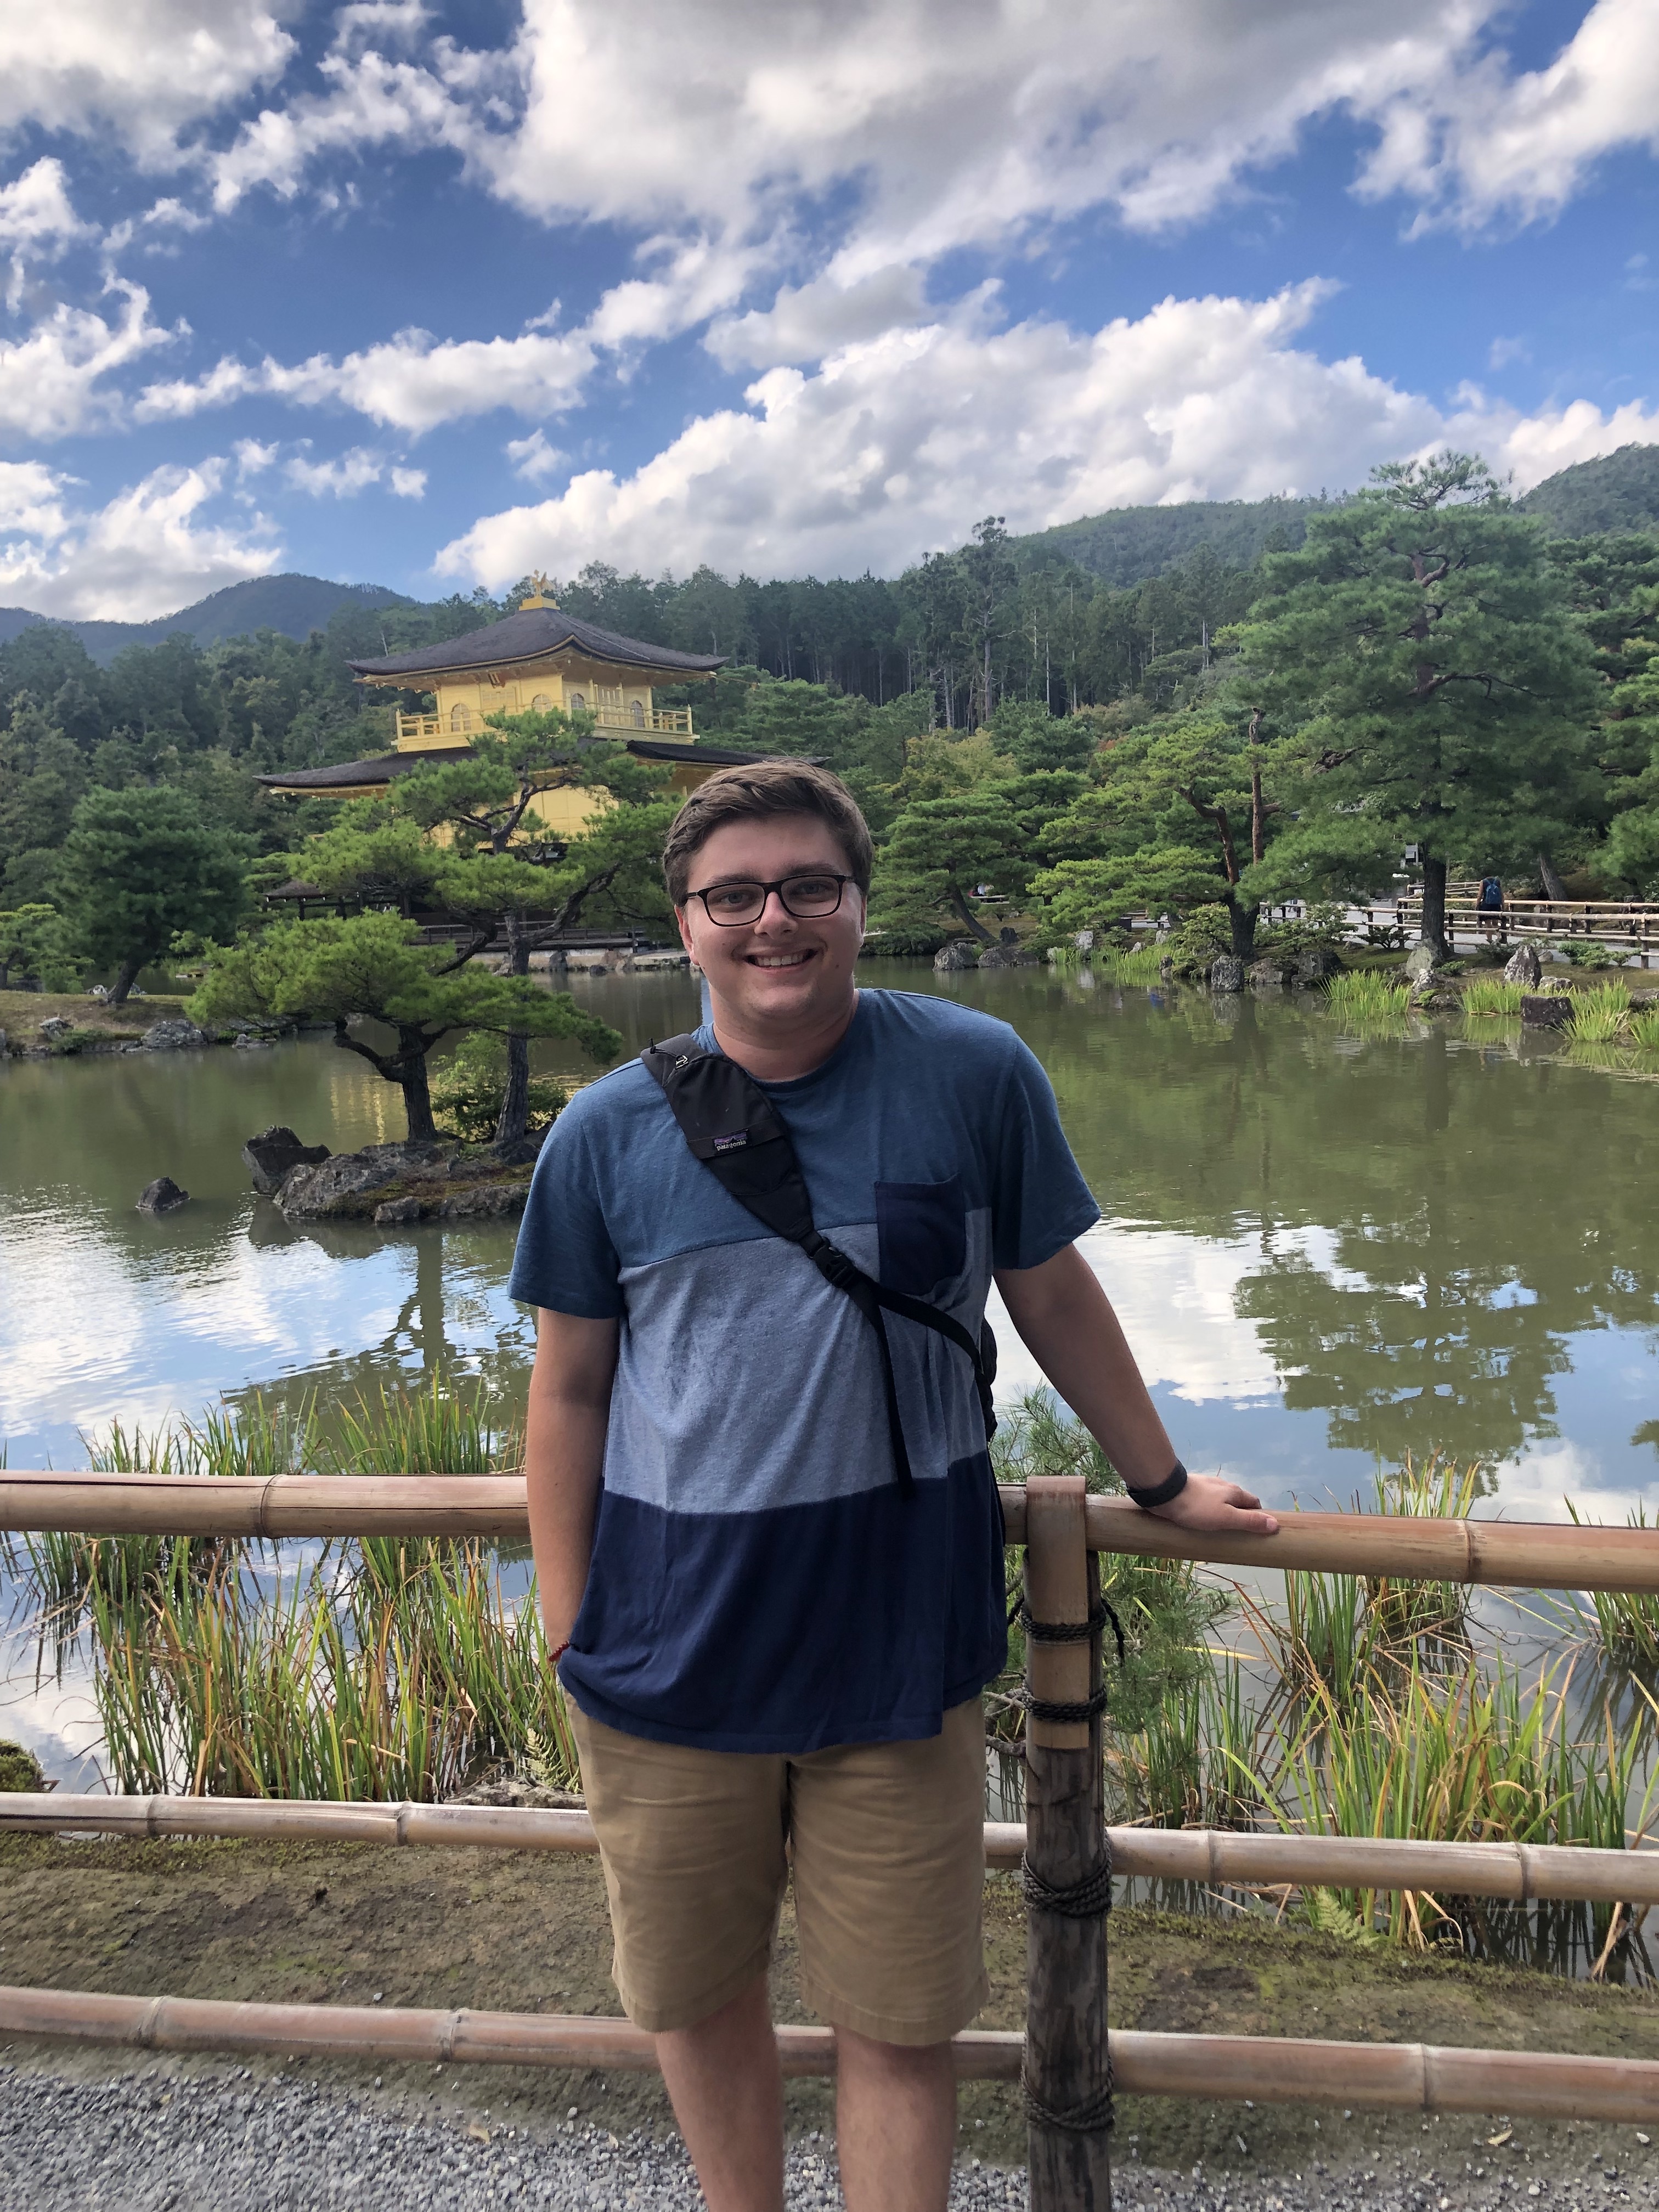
<box><xmin>686</xmin><ymin>872</ymin><xmax>853</xmax><ymax>926</ymax></box>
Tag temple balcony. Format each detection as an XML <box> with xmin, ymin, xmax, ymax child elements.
<box><xmin>396</xmin><ymin>706</ymin><xmax>694</xmax><ymax>747</ymax></box>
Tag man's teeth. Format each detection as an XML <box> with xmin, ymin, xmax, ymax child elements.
<box><xmin>752</xmin><ymin>952</ymin><xmax>810</xmax><ymax>967</ymax></box>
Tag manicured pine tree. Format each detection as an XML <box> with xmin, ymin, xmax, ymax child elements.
<box><xmin>1233</xmin><ymin>453</ymin><xmax>1600</xmax><ymax>958</ymax></box>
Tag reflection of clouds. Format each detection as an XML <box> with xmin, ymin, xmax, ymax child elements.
<box><xmin>0</xmin><ymin>1627</ymin><xmax>106</xmax><ymax>1790</ymax></box>
<box><xmin>1492</xmin><ymin>1440</ymin><xmax>1659</xmax><ymax>1527</ymax></box>
<box><xmin>0</xmin><ymin>1189</ymin><xmax>531</xmax><ymax>1464</ymax></box>
<box><xmin>990</xmin><ymin>1217</ymin><xmax>1284</xmax><ymax>1409</ymax></box>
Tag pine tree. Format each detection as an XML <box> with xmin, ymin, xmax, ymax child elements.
<box><xmin>1234</xmin><ymin>454</ymin><xmax>1599</xmax><ymax>957</ymax></box>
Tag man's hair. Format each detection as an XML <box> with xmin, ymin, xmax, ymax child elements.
<box><xmin>662</xmin><ymin>760</ymin><xmax>874</xmax><ymax>905</ymax></box>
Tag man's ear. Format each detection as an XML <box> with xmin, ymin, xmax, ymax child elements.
<box><xmin>674</xmin><ymin>901</ymin><xmax>698</xmax><ymax>961</ymax></box>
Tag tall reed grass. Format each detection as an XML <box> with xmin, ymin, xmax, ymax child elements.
<box><xmin>1324</xmin><ymin>969</ymin><xmax>1411</xmax><ymax>1022</ymax></box>
<box><xmin>1462</xmin><ymin>978</ymin><xmax>1523</xmax><ymax>1017</ymax></box>
<box><xmin>1097</xmin><ymin>945</ymin><xmax>1165</xmax><ymax>986</ymax></box>
<box><xmin>1567</xmin><ymin>980</ymin><xmax>1634</xmax><ymax>1043</ymax></box>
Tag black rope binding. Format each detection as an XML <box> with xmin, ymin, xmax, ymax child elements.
<box><xmin>1021</xmin><ymin>2067</ymin><xmax>1116</xmax><ymax>2135</ymax></box>
<box><xmin>1013</xmin><ymin>1594</ymin><xmax>1126</xmax><ymax>1669</ymax></box>
<box><xmin>1020</xmin><ymin>1841</ymin><xmax>1114</xmax><ymax>1921</ymax></box>
<box><xmin>1017</xmin><ymin>1683</ymin><xmax>1111</xmax><ymax>1724</ymax></box>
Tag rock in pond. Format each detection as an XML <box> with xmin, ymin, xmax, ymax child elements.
<box><xmin>1289</xmin><ymin>944</ymin><xmax>1343</xmax><ymax>988</ymax></box>
<box><xmin>1522</xmin><ymin>993</ymin><xmax>1572</xmax><ymax>1029</ymax></box>
<box><xmin>1504</xmin><ymin>941</ymin><xmax>1544</xmax><ymax>986</ymax></box>
<box><xmin>1246</xmin><ymin>957</ymin><xmax>1286</xmax><ymax>990</ymax></box>
<box><xmin>1209</xmin><ymin>955</ymin><xmax>1245</xmax><ymax>992</ymax></box>
<box><xmin>1403</xmin><ymin>944</ymin><xmax>1442</xmax><ymax>984</ymax></box>
<box><xmin>137</xmin><ymin>1176</ymin><xmax>189</xmax><ymax>1215</ymax></box>
<box><xmin>142</xmin><ymin>1017</ymin><xmax>207</xmax><ymax>1051</ymax></box>
<box><xmin>933</xmin><ymin>940</ymin><xmax>979</xmax><ymax>970</ymax></box>
<box><xmin>37</xmin><ymin>1016</ymin><xmax>74</xmax><ymax>1041</ymax></box>
<box><xmin>976</xmin><ymin>943</ymin><xmax>1037</xmax><ymax>968</ymax></box>
<box><xmin>242</xmin><ymin>1125</ymin><xmax>332</xmax><ymax>1198</ymax></box>
<box><xmin>278</xmin><ymin>1136</ymin><xmax>545</xmax><ymax>1223</ymax></box>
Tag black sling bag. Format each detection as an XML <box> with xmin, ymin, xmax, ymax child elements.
<box><xmin>642</xmin><ymin>1031</ymin><xmax>997</xmax><ymax>1497</ymax></box>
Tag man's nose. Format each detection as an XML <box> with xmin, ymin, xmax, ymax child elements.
<box><xmin>753</xmin><ymin>889</ymin><xmax>795</xmax><ymax>927</ymax></box>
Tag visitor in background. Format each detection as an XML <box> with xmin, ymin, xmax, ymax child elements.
<box><xmin>1479</xmin><ymin>871</ymin><xmax>1505</xmax><ymax>945</ymax></box>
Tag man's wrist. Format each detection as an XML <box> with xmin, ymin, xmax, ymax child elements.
<box><xmin>1125</xmin><ymin>1459</ymin><xmax>1187</xmax><ymax>1510</ymax></box>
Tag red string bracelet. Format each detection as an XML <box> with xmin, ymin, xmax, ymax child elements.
<box><xmin>549</xmin><ymin>1639</ymin><xmax>572</xmax><ymax>1664</ymax></box>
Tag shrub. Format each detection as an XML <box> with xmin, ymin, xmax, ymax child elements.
<box><xmin>430</xmin><ymin>1033</ymin><xmax>570</xmax><ymax>1144</ymax></box>
<box><xmin>1555</xmin><ymin>939</ymin><xmax>1615</xmax><ymax>969</ymax></box>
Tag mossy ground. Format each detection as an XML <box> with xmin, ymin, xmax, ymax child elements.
<box><xmin>0</xmin><ymin>990</ymin><xmax>189</xmax><ymax>1037</ymax></box>
<box><xmin>2</xmin><ymin>1833</ymin><xmax>1656</xmax><ymax>2186</ymax></box>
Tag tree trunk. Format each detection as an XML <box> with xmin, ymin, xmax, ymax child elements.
<box><xmin>495</xmin><ymin>912</ymin><xmax>532</xmax><ymax>1146</ymax></box>
<box><xmin>398</xmin><ymin>1026</ymin><xmax>438</xmax><ymax>1143</ymax></box>
<box><xmin>1228</xmin><ymin>897</ymin><xmax>1259</xmax><ymax>963</ymax></box>
<box><xmin>110</xmin><ymin>955</ymin><xmax>145</xmax><ymax>1005</ymax></box>
<box><xmin>1538</xmin><ymin>850</ymin><xmax>1568</xmax><ymax>903</ymax></box>
<box><xmin>948</xmin><ymin>882</ymin><xmax>997</xmax><ymax>945</ymax></box>
<box><xmin>1419</xmin><ymin>853</ymin><xmax>1451</xmax><ymax>962</ymax></box>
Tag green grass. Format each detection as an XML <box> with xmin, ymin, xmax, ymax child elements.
<box><xmin>1630</xmin><ymin>1008</ymin><xmax>1659</xmax><ymax>1052</ymax></box>
<box><xmin>1324</xmin><ymin>968</ymin><xmax>1412</xmax><ymax>1020</ymax></box>
<box><xmin>1462</xmin><ymin>977</ymin><xmax>1524</xmax><ymax>1017</ymax></box>
<box><xmin>1096</xmin><ymin>945</ymin><xmax>1165</xmax><ymax>986</ymax></box>
<box><xmin>1566</xmin><ymin>980</ymin><xmax>1634</xmax><ymax>1043</ymax></box>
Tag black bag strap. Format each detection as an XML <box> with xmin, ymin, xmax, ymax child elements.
<box><xmin>642</xmin><ymin>1031</ymin><xmax>997</xmax><ymax>1497</ymax></box>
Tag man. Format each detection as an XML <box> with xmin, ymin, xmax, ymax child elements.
<box><xmin>512</xmin><ymin>761</ymin><xmax>1274</xmax><ymax>2212</ymax></box>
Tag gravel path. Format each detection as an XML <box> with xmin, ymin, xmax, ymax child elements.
<box><xmin>2</xmin><ymin>2061</ymin><xmax>1655</xmax><ymax>2211</ymax></box>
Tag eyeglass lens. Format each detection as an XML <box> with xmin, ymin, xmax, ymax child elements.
<box><xmin>698</xmin><ymin>874</ymin><xmax>844</xmax><ymax>923</ymax></box>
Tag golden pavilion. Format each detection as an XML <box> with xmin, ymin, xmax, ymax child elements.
<box><xmin>257</xmin><ymin>579</ymin><xmax>762</xmax><ymax>840</ymax></box>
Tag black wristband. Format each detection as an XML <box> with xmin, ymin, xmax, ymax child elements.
<box><xmin>1126</xmin><ymin>1459</ymin><xmax>1187</xmax><ymax>1510</ymax></box>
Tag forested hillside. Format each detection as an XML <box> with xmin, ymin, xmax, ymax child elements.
<box><xmin>3</xmin><ymin>447</ymin><xmax>1657</xmax><ymax>988</ymax></box>
<box><xmin>0</xmin><ymin>575</ymin><xmax>411</xmax><ymax>663</ymax></box>
<box><xmin>1519</xmin><ymin>444</ymin><xmax>1659</xmax><ymax>537</ymax></box>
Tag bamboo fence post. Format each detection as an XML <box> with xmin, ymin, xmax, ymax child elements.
<box><xmin>1023</xmin><ymin>1474</ymin><xmax>1113</xmax><ymax>2212</ymax></box>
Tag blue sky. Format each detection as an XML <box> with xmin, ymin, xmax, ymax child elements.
<box><xmin>1</xmin><ymin>0</ymin><xmax>1656</xmax><ymax>619</ymax></box>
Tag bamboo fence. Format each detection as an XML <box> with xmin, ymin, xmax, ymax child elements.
<box><xmin>4</xmin><ymin>1796</ymin><xmax>1655</xmax><ymax>1908</ymax></box>
<box><xmin>5</xmin><ymin>1471</ymin><xmax>1659</xmax><ymax>1594</ymax></box>
<box><xmin>5</xmin><ymin>1471</ymin><xmax>1659</xmax><ymax>2208</ymax></box>
<box><xmin>2</xmin><ymin>1984</ymin><xmax>1656</xmax><ymax>2121</ymax></box>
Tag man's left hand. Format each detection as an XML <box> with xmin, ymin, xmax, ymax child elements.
<box><xmin>1149</xmin><ymin>1471</ymin><xmax>1278</xmax><ymax>1536</ymax></box>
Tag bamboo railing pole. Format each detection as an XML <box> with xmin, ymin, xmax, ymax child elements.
<box><xmin>1023</xmin><ymin>1474</ymin><xmax>1113</xmax><ymax>2211</ymax></box>
<box><xmin>1071</xmin><ymin>1494</ymin><xmax>1659</xmax><ymax>1594</ymax></box>
<box><xmin>5</xmin><ymin>1474</ymin><xmax>1659</xmax><ymax>1597</ymax></box>
<box><xmin>0</xmin><ymin>1471</ymin><xmax>530</xmax><ymax>1541</ymax></box>
<box><xmin>4</xmin><ymin>1987</ymin><xmax>1658</xmax><ymax>2119</ymax></box>
<box><xmin>5</xmin><ymin>1798</ymin><xmax>1658</xmax><ymax>1908</ymax></box>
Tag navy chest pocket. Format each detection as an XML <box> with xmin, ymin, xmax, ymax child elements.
<box><xmin>876</xmin><ymin>1175</ymin><xmax>967</xmax><ymax>1294</ymax></box>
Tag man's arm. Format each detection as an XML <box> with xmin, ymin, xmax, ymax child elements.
<box><xmin>994</xmin><ymin>1243</ymin><xmax>1278</xmax><ymax>1535</ymax></box>
<box><xmin>524</xmin><ymin>1307</ymin><xmax>621</xmax><ymax>1647</ymax></box>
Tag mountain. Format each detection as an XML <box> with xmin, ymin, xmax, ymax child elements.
<box><xmin>1007</xmin><ymin>494</ymin><xmax>1341</xmax><ymax>584</ymax></box>
<box><xmin>1008</xmin><ymin>444</ymin><xmax>1659</xmax><ymax>587</ymax></box>
<box><xmin>1517</xmin><ymin>443</ymin><xmax>1659</xmax><ymax>536</ymax></box>
<box><xmin>0</xmin><ymin>573</ymin><xmax>412</xmax><ymax>665</ymax></box>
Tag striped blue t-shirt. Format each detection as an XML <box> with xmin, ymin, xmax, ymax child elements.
<box><xmin>507</xmin><ymin>988</ymin><xmax>1101</xmax><ymax>1754</ymax></box>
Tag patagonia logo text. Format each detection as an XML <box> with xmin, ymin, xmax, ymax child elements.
<box><xmin>712</xmin><ymin>1132</ymin><xmax>749</xmax><ymax>1153</ymax></box>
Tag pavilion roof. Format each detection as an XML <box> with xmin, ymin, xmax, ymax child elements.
<box><xmin>255</xmin><ymin>735</ymin><xmax>772</xmax><ymax>792</ymax></box>
<box><xmin>346</xmin><ymin>608</ymin><xmax>726</xmax><ymax>681</ymax></box>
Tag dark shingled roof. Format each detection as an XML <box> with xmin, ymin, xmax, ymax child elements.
<box><xmin>256</xmin><ymin>736</ymin><xmax>773</xmax><ymax>792</ymax></box>
<box><xmin>346</xmin><ymin>608</ymin><xmax>726</xmax><ymax>680</ymax></box>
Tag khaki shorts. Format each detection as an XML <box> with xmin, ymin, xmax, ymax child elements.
<box><xmin>569</xmin><ymin>1698</ymin><xmax>989</xmax><ymax>2045</ymax></box>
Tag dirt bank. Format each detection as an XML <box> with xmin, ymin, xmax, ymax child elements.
<box><xmin>2</xmin><ymin>1831</ymin><xmax>1657</xmax><ymax>2191</ymax></box>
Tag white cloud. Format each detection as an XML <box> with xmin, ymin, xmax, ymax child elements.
<box><xmin>707</xmin><ymin>264</ymin><xmax>932</xmax><ymax>371</ymax></box>
<box><xmin>1487</xmin><ymin>335</ymin><xmax>1530</xmax><ymax>371</ymax></box>
<box><xmin>136</xmin><ymin>319</ymin><xmax>597</xmax><ymax>435</ymax></box>
<box><xmin>0</xmin><ymin>159</ymin><xmax>91</xmax><ymax>257</ymax></box>
<box><xmin>208</xmin><ymin>44</ymin><xmax>494</xmax><ymax>212</ymax></box>
<box><xmin>389</xmin><ymin>465</ymin><xmax>426</xmax><ymax>498</ymax></box>
<box><xmin>0</xmin><ymin>280</ymin><xmax>180</xmax><ymax>441</ymax></box>
<box><xmin>0</xmin><ymin>458</ymin><xmax>279</xmax><ymax>620</ymax></box>
<box><xmin>233</xmin><ymin>437</ymin><xmax>278</xmax><ymax>478</ymax></box>
<box><xmin>285</xmin><ymin>445</ymin><xmax>383</xmax><ymax>497</ymax></box>
<box><xmin>0</xmin><ymin>459</ymin><xmax>74</xmax><ymax>543</ymax></box>
<box><xmin>1357</xmin><ymin>0</ymin><xmax>1659</xmax><ymax>231</ymax></box>
<box><xmin>0</xmin><ymin>2</ymin><xmax>295</xmax><ymax>165</ymax></box>
<box><xmin>505</xmin><ymin>428</ymin><xmax>565</xmax><ymax>484</ymax></box>
<box><xmin>435</xmin><ymin>281</ymin><xmax>1659</xmax><ymax>586</ymax></box>
<box><xmin>140</xmin><ymin>196</ymin><xmax>210</xmax><ymax>234</ymax></box>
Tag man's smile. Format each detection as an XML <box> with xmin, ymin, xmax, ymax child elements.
<box><xmin>744</xmin><ymin>949</ymin><xmax>816</xmax><ymax>968</ymax></box>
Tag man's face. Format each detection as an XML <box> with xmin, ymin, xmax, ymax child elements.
<box><xmin>676</xmin><ymin>813</ymin><xmax>866</xmax><ymax>1033</ymax></box>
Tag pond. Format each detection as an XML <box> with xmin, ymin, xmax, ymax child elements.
<box><xmin>4</xmin><ymin>960</ymin><xmax>1656</xmax><ymax>1515</ymax></box>
<box><xmin>3</xmin><ymin>961</ymin><xmax>1658</xmax><ymax>1812</ymax></box>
